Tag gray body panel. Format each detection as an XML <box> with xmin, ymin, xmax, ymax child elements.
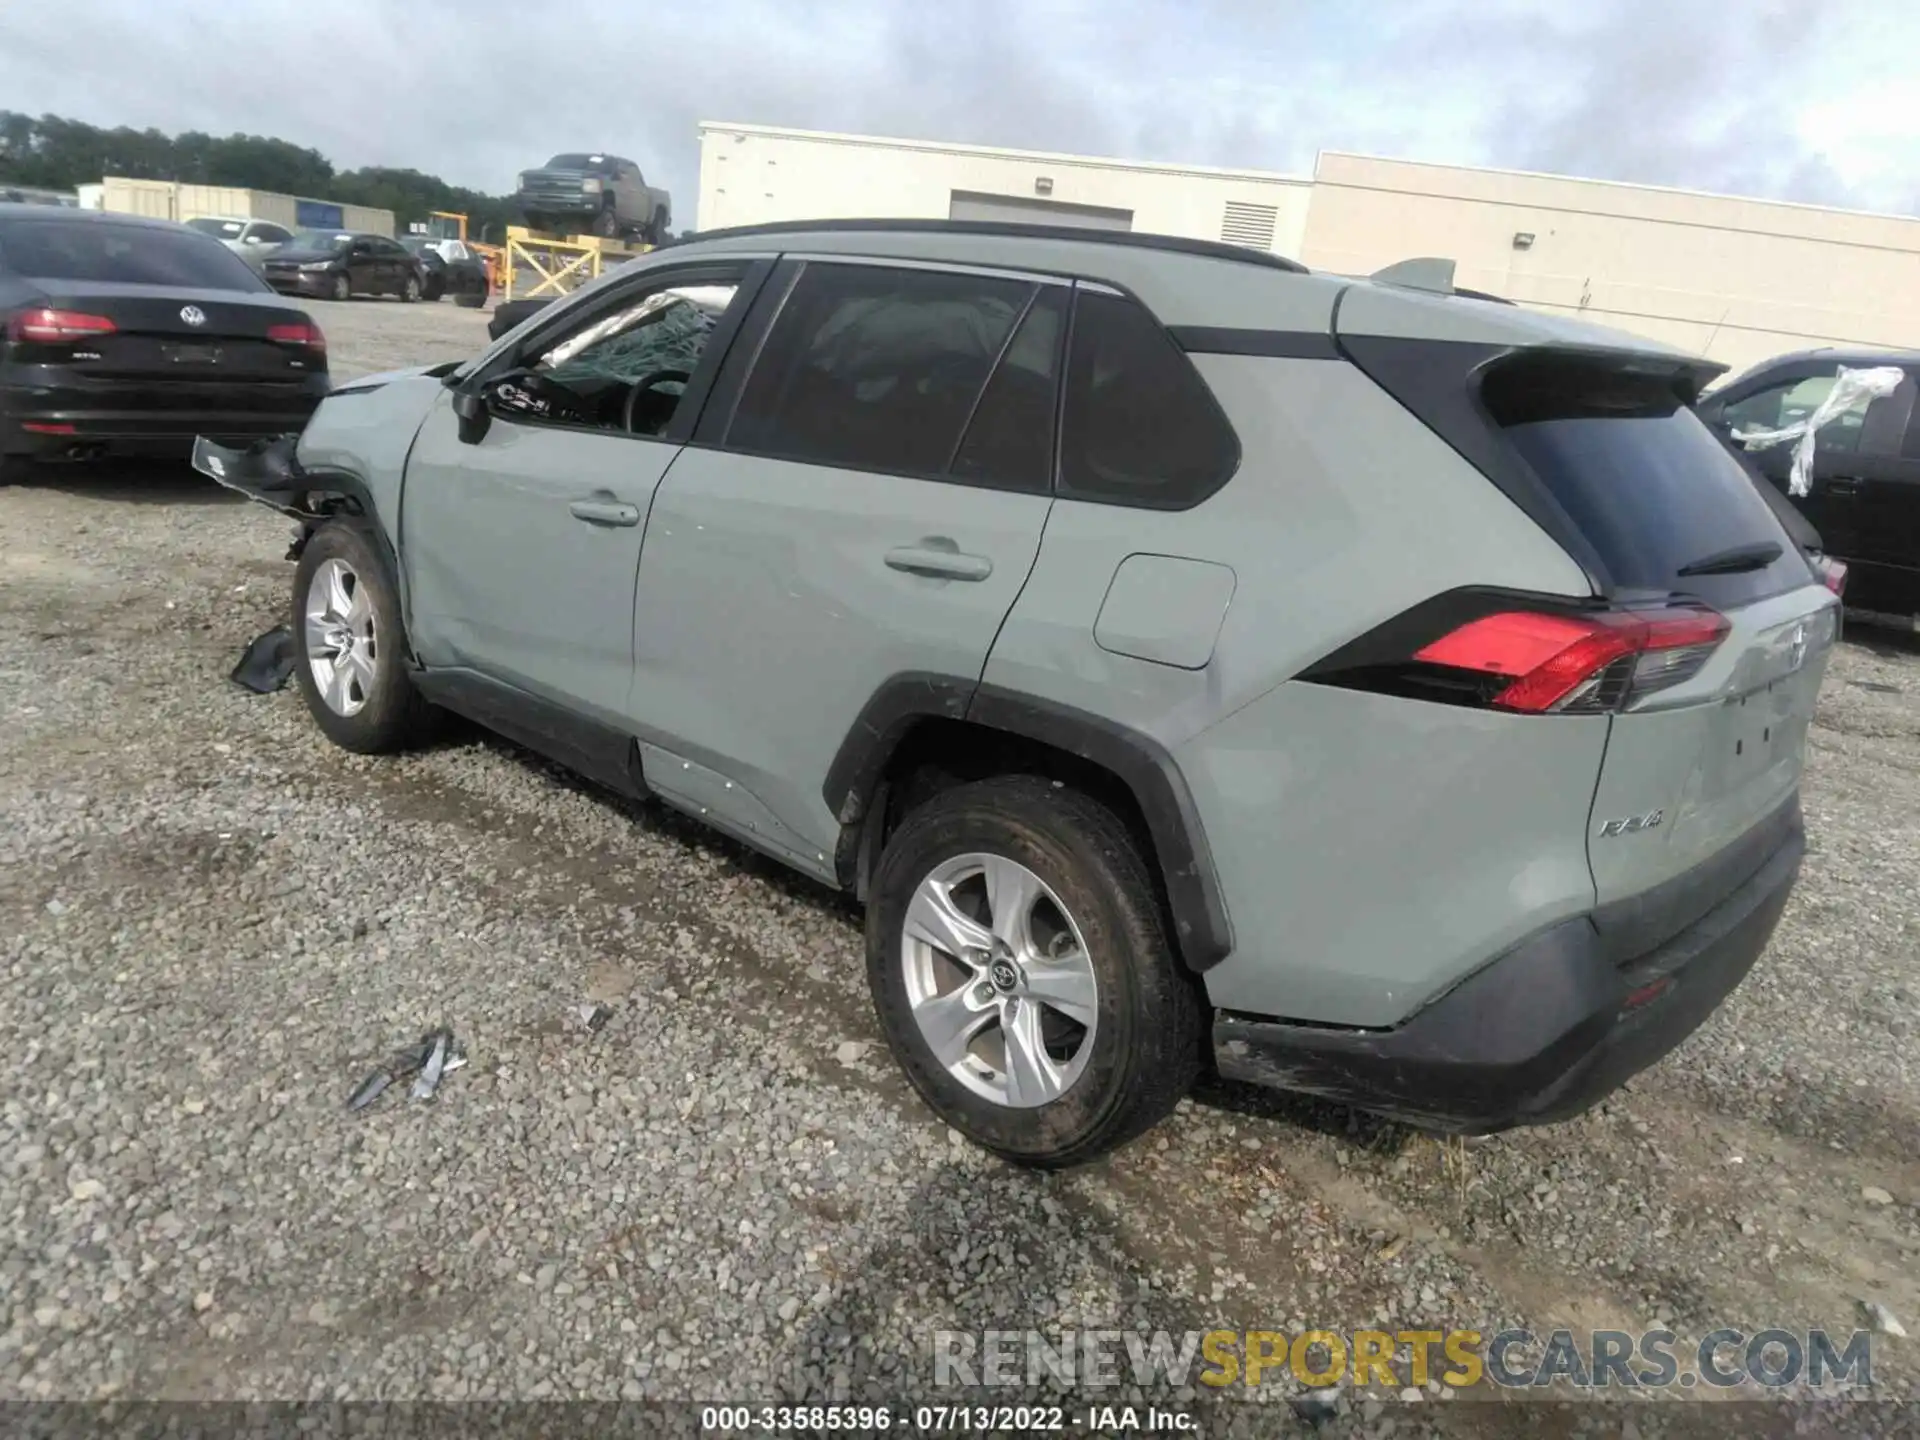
<box><xmin>628</xmin><ymin>446</ymin><xmax>1053</xmax><ymax>865</ymax></box>
<box><xmin>272</xmin><ymin>221</ymin><xmax>1822</xmax><ymax>1055</ymax></box>
<box><xmin>400</xmin><ymin>398</ymin><xmax>675</xmax><ymax>724</ymax></box>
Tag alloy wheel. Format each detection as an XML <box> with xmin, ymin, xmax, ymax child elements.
<box><xmin>900</xmin><ymin>852</ymin><xmax>1098</xmax><ymax>1108</ymax></box>
<box><xmin>303</xmin><ymin>557</ymin><xmax>377</xmax><ymax>717</ymax></box>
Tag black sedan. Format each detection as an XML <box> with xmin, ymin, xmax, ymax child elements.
<box><xmin>261</xmin><ymin>230</ymin><xmax>425</xmax><ymax>303</ymax></box>
<box><xmin>0</xmin><ymin>205</ymin><xmax>329</xmax><ymax>472</ymax></box>
<box><xmin>400</xmin><ymin>236</ymin><xmax>490</xmax><ymax>307</ymax></box>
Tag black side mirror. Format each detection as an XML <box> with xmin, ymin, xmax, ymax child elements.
<box><xmin>452</xmin><ymin>387</ymin><xmax>492</xmax><ymax>445</ymax></box>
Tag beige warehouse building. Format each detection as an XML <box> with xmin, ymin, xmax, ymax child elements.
<box><xmin>697</xmin><ymin>122</ymin><xmax>1920</xmax><ymax>375</ymax></box>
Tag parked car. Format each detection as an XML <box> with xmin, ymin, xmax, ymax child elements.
<box><xmin>401</xmin><ymin>236</ymin><xmax>489</xmax><ymax>307</ymax></box>
<box><xmin>0</xmin><ymin>204</ymin><xmax>327</xmax><ymax>474</ymax></box>
<box><xmin>262</xmin><ymin>231</ymin><xmax>424</xmax><ymax>304</ymax></box>
<box><xmin>185</xmin><ymin>215</ymin><xmax>295</xmax><ymax>267</ymax></box>
<box><xmin>515</xmin><ymin>152</ymin><xmax>670</xmax><ymax>244</ymax></box>
<box><xmin>194</xmin><ymin>219</ymin><xmax>1835</xmax><ymax>1166</ymax></box>
<box><xmin>1698</xmin><ymin>349</ymin><xmax>1920</xmax><ymax>628</ymax></box>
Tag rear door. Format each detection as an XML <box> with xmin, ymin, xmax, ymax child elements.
<box><xmin>628</xmin><ymin>257</ymin><xmax>1065</xmax><ymax>870</ymax></box>
<box><xmin>1843</xmin><ymin>370</ymin><xmax>1920</xmax><ymax>582</ymax></box>
<box><xmin>1489</xmin><ymin>358</ymin><xmax>1840</xmax><ymax>911</ymax></box>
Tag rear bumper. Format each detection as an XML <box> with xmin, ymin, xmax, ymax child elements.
<box><xmin>3</xmin><ymin>375</ymin><xmax>327</xmax><ymax>458</ymax></box>
<box><xmin>1214</xmin><ymin>797</ymin><xmax>1804</xmax><ymax>1132</ymax></box>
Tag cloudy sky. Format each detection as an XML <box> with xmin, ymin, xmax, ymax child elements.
<box><xmin>2</xmin><ymin>0</ymin><xmax>1916</xmax><ymax>217</ymax></box>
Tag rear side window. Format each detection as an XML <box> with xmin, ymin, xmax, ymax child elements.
<box><xmin>1487</xmin><ymin>356</ymin><xmax>1810</xmax><ymax>606</ymax></box>
<box><xmin>1719</xmin><ymin>372</ymin><xmax>1867</xmax><ymax>454</ymax></box>
<box><xmin>1058</xmin><ymin>290</ymin><xmax>1239</xmax><ymax>508</ymax></box>
<box><xmin>728</xmin><ymin>262</ymin><xmax>1033</xmax><ymax>478</ymax></box>
<box><xmin>949</xmin><ymin>286</ymin><xmax>1067</xmax><ymax>492</ymax></box>
<box><xmin>0</xmin><ymin>219</ymin><xmax>267</xmax><ymax>291</ymax></box>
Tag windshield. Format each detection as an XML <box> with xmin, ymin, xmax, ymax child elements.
<box><xmin>545</xmin><ymin>153</ymin><xmax>612</xmax><ymax>173</ymax></box>
<box><xmin>288</xmin><ymin>230</ymin><xmax>353</xmax><ymax>252</ymax></box>
<box><xmin>0</xmin><ymin>217</ymin><xmax>268</xmax><ymax>290</ymax></box>
<box><xmin>186</xmin><ymin>217</ymin><xmax>246</xmax><ymax>239</ymax></box>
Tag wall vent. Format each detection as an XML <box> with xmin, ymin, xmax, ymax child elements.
<box><xmin>1220</xmin><ymin>200</ymin><xmax>1279</xmax><ymax>250</ymax></box>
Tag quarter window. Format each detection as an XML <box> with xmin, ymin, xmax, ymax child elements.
<box><xmin>727</xmin><ymin>262</ymin><xmax>1035</xmax><ymax>477</ymax></box>
<box><xmin>1058</xmin><ymin>290</ymin><xmax>1239</xmax><ymax>507</ymax></box>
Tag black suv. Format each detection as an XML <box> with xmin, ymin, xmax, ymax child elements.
<box><xmin>1699</xmin><ymin>349</ymin><xmax>1920</xmax><ymax>627</ymax></box>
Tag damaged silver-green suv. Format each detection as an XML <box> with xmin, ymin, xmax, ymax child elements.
<box><xmin>199</xmin><ymin>220</ymin><xmax>1837</xmax><ymax>1166</ymax></box>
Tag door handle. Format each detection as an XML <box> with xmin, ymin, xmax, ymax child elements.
<box><xmin>1825</xmin><ymin>477</ymin><xmax>1861</xmax><ymax>496</ymax></box>
<box><xmin>569</xmin><ymin>498</ymin><xmax>641</xmax><ymax>527</ymax></box>
<box><xmin>885</xmin><ymin>545</ymin><xmax>993</xmax><ymax>581</ymax></box>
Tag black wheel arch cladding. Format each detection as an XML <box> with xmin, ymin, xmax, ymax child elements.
<box><xmin>826</xmin><ymin>672</ymin><xmax>1234</xmax><ymax>972</ymax></box>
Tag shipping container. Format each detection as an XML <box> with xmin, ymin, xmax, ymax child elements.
<box><xmin>91</xmin><ymin>177</ymin><xmax>394</xmax><ymax>237</ymax></box>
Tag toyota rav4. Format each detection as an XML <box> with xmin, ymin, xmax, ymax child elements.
<box><xmin>196</xmin><ymin>220</ymin><xmax>1837</xmax><ymax>1166</ymax></box>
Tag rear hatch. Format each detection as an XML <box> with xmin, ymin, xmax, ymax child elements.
<box><xmin>1337</xmin><ymin>297</ymin><xmax>1836</xmax><ymax>930</ymax></box>
<box><xmin>1482</xmin><ymin>352</ymin><xmax>1837</xmax><ymax>914</ymax></box>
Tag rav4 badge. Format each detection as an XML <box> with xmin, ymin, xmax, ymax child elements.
<box><xmin>1598</xmin><ymin>810</ymin><xmax>1664</xmax><ymax>838</ymax></box>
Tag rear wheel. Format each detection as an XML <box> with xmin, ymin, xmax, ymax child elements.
<box><xmin>866</xmin><ymin>776</ymin><xmax>1208</xmax><ymax>1167</ymax></box>
<box><xmin>593</xmin><ymin>205</ymin><xmax>619</xmax><ymax>239</ymax></box>
<box><xmin>292</xmin><ymin>523</ymin><xmax>438</xmax><ymax>754</ymax></box>
<box><xmin>454</xmin><ymin>275</ymin><xmax>486</xmax><ymax>309</ymax></box>
<box><xmin>330</xmin><ymin>273</ymin><xmax>351</xmax><ymax>302</ymax></box>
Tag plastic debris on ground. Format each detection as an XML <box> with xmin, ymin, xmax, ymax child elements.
<box><xmin>346</xmin><ymin>1028</ymin><xmax>466</xmax><ymax>1111</ymax></box>
<box><xmin>569</xmin><ymin>1002</ymin><xmax>616</xmax><ymax>1034</ymax></box>
<box><xmin>1732</xmin><ymin>365</ymin><xmax>1905</xmax><ymax>497</ymax></box>
<box><xmin>229</xmin><ymin>623</ymin><xmax>297</xmax><ymax>694</ymax></box>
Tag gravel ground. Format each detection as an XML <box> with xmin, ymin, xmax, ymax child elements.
<box><xmin>4</xmin><ymin>297</ymin><xmax>1919</xmax><ymax>1434</ymax></box>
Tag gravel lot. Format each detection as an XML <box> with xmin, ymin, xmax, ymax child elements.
<box><xmin>4</xmin><ymin>296</ymin><xmax>1919</xmax><ymax>1431</ymax></box>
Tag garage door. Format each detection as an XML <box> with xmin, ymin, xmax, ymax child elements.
<box><xmin>949</xmin><ymin>190</ymin><xmax>1134</xmax><ymax>232</ymax></box>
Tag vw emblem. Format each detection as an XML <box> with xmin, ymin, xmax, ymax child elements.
<box><xmin>179</xmin><ymin>305</ymin><xmax>208</xmax><ymax>327</ymax></box>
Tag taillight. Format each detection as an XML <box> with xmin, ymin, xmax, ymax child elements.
<box><xmin>1813</xmin><ymin>556</ymin><xmax>1847</xmax><ymax>597</ymax></box>
<box><xmin>1415</xmin><ymin>606</ymin><xmax>1728</xmax><ymax>713</ymax></box>
<box><xmin>1305</xmin><ymin>591</ymin><xmax>1732</xmax><ymax>716</ymax></box>
<box><xmin>267</xmin><ymin>321</ymin><xmax>326</xmax><ymax>353</ymax></box>
<box><xmin>8</xmin><ymin>308</ymin><xmax>117</xmax><ymax>343</ymax></box>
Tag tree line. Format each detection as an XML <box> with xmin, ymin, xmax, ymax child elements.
<box><xmin>0</xmin><ymin>111</ymin><xmax>521</xmax><ymax>241</ymax></box>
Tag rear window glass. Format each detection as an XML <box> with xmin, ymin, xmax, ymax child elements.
<box><xmin>0</xmin><ymin>219</ymin><xmax>267</xmax><ymax>291</ymax></box>
<box><xmin>1488</xmin><ymin>358</ymin><xmax>1809</xmax><ymax>605</ymax></box>
<box><xmin>727</xmin><ymin>261</ymin><xmax>1032</xmax><ymax>477</ymax></box>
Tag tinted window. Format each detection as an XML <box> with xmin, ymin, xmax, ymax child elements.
<box><xmin>1058</xmin><ymin>290</ymin><xmax>1239</xmax><ymax>507</ymax></box>
<box><xmin>187</xmin><ymin>218</ymin><xmax>245</xmax><ymax>239</ymax></box>
<box><xmin>1490</xmin><ymin>357</ymin><xmax>1810</xmax><ymax>605</ymax></box>
<box><xmin>289</xmin><ymin>230</ymin><xmax>352</xmax><ymax>251</ymax></box>
<box><xmin>256</xmin><ymin>224</ymin><xmax>292</xmax><ymax>244</ymax></box>
<box><xmin>0</xmin><ymin>219</ymin><xmax>267</xmax><ymax>291</ymax></box>
<box><xmin>728</xmin><ymin>263</ymin><xmax>1031</xmax><ymax>475</ymax></box>
<box><xmin>949</xmin><ymin>286</ymin><xmax>1066</xmax><ymax>492</ymax></box>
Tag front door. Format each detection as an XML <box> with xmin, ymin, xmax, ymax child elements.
<box><xmin>629</xmin><ymin>257</ymin><xmax>1068</xmax><ymax>867</ymax></box>
<box><xmin>400</xmin><ymin>259</ymin><xmax>766</xmax><ymax>723</ymax></box>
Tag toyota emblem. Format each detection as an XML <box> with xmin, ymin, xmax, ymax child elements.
<box><xmin>179</xmin><ymin>305</ymin><xmax>208</xmax><ymax>327</ymax></box>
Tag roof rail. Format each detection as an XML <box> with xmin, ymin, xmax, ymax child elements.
<box><xmin>671</xmin><ymin>217</ymin><xmax>1310</xmax><ymax>274</ymax></box>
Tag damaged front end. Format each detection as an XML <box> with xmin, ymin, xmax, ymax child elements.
<box><xmin>193</xmin><ymin>433</ymin><xmax>337</xmax><ymax>522</ymax></box>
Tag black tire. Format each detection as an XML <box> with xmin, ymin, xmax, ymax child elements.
<box><xmin>454</xmin><ymin>278</ymin><xmax>486</xmax><ymax>309</ymax></box>
<box><xmin>423</xmin><ymin>272</ymin><xmax>445</xmax><ymax>302</ymax></box>
<box><xmin>593</xmin><ymin>204</ymin><xmax>619</xmax><ymax>239</ymax></box>
<box><xmin>866</xmin><ymin>776</ymin><xmax>1208</xmax><ymax>1167</ymax></box>
<box><xmin>330</xmin><ymin>272</ymin><xmax>351</xmax><ymax>303</ymax></box>
<box><xmin>401</xmin><ymin>273</ymin><xmax>421</xmax><ymax>304</ymax></box>
<box><xmin>291</xmin><ymin>522</ymin><xmax>438</xmax><ymax>755</ymax></box>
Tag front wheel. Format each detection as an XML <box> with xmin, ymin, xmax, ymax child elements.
<box><xmin>866</xmin><ymin>776</ymin><xmax>1207</xmax><ymax>1167</ymax></box>
<box><xmin>292</xmin><ymin>523</ymin><xmax>438</xmax><ymax>754</ymax></box>
<box><xmin>401</xmin><ymin>274</ymin><xmax>421</xmax><ymax>303</ymax></box>
<box><xmin>330</xmin><ymin>273</ymin><xmax>351</xmax><ymax>302</ymax></box>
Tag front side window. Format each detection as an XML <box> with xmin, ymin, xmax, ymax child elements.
<box><xmin>487</xmin><ymin>277</ymin><xmax>741</xmax><ymax>436</ymax></box>
<box><xmin>727</xmin><ymin>262</ymin><xmax>1036</xmax><ymax>477</ymax></box>
<box><xmin>1058</xmin><ymin>290</ymin><xmax>1240</xmax><ymax>507</ymax></box>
